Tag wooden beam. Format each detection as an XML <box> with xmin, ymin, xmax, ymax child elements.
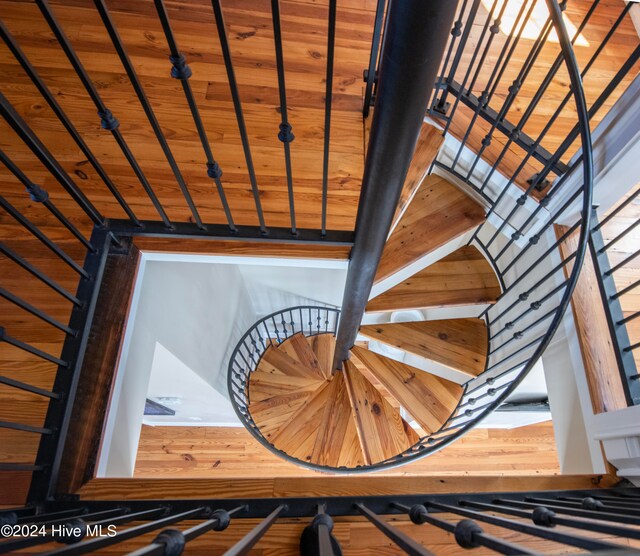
<box><xmin>556</xmin><ymin>225</ymin><xmax>629</xmax><ymax>413</ymax></box>
<box><xmin>77</xmin><ymin>474</ymin><xmax>617</xmax><ymax>500</ymax></box>
<box><xmin>56</xmin><ymin>240</ymin><xmax>141</xmax><ymax>494</ymax></box>
<box><xmin>133</xmin><ymin>237</ymin><xmax>351</xmax><ymax>259</ymax></box>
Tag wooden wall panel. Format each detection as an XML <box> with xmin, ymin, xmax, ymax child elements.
<box><xmin>556</xmin><ymin>225</ymin><xmax>629</xmax><ymax>413</ymax></box>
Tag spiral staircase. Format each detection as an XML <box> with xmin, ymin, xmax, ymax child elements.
<box><xmin>228</xmin><ymin>163</ymin><xmax>574</xmax><ymax>471</ymax></box>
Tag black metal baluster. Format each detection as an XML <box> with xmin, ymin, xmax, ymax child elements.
<box><xmin>434</xmin><ymin>0</ymin><xmax>481</xmax><ymax>115</ymax></box>
<box><xmin>450</xmin><ymin>0</ymin><xmax>509</xmax><ymax>171</ymax></box>
<box><xmin>442</xmin><ymin>0</ymin><xmax>499</xmax><ymax>140</ymax></box>
<box><xmin>0</xmin><ymin>376</ymin><xmax>59</xmax><ymax>399</ymax></box>
<box><xmin>481</xmin><ymin>221</ymin><xmax>581</xmax><ymax>321</ymax></box>
<box><xmin>479</xmin><ymin>19</ymin><xmax>556</xmax><ymax>196</ymax></box>
<box><xmin>153</xmin><ymin>0</ymin><xmax>237</xmax><ymax>233</ymax></box>
<box><xmin>126</xmin><ymin>506</ymin><xmax>246</xmax><ymax>556</ymax></box>
<box><xmin>489</xmin><ymin>307</ymin><xmax>556</xmax><ymax>355</ymax></box>
<box><xmin>486</xmin><ymin>1</ymin><xmax>623</xmax><ymax>256</ymax></box>
<box><xmin>321</xmin><ymin>0</ymin><xmax>337</xmax><ymax>235</ymax></box>
<box><xmin>93</xmin><ymin>0</ymin><xmax>204</xmax><ymax>229</ymax></box>
<box><xmin>210</xmin><ymin>0</ymin><xmax>267</xmax><ymax>234</ymax></box>
<box><xmin>427</xmin><ymin>501</ymin><xmax>624</xmax><ymax>552</ymax></box>
<box><xmin>491</xmin><ymin>280</ymin><xmax>568</xmax><ymax>341</ymax></box>
<box><xmin>0</xmin><ymin>19</ymin><xmax>140</xmax><ymax>226</ymax></box>
<box><xmin>271</xmin><ymin>317</ymin><xmax>282</xmax><ymax>344</ymax></box>
<box><xmin>526</xmin><ymin>497</ymin><xmax>640</xmax><ymax>517</ymax></box>
<box><xmin>363</xmin><ymin>0</ymin><xmax>385</xmax><ymax>117</ymax></box>
<box><xmin>392</xmin><ymin>503</ymin><xmax>535</xmax><ymax>555</ymax></box>
<box><xmin>1</xmin><ymin>329</ymin><xmax>68</xmax><ymax>367</ymax></box>
<box><xmin>537</xmin><ymin>46</ymin><xmax>640</xmax><ymax>187</ymax></box>
<box><xmin>44</xmin><ymin>507</ymin><xmax>207</xmax><ymax>555</ymax></box>
<box><xmin>0</xmin><ymin>287</ymin><xmax>75</xmax><ymax>335</ymax></box>
<box><xmin>431</xmin><ymin>0</ymin><xmax>468</xmax><ymax>113</ymax></box>
<box><xmin>463</xmin><ymin>0</ymin><xmax>533</xmax><ymax>180</ymax></box>
<box><xmin>300</xmin><ymin>504</ymin><xmax>338</xmax><ymax>556</ymax></box>
<box><xmin>501</xmin><ymin>187</ymin><xmax>583</xmax><ymax>276</ymax></box>
<box><xmin>0</xmin><ymin>92</ymin><xmax>104</xmax><ymax>227</ymax></box>
<box><xmin>0</xmin><ymin>421</ymin><xmax>52</xmax><ymax>435</ymax></box>
<box><xmin>270</xmin><ymin>0</ymin><xmax>297</xmax><ymax>236</ymax></box>
<box><xmin>497</xmin><ymin>498</ymin><xmax>640</xmax><ymax>525</ymax></box>
<box><xmin>0</xmin><ymin>196</ymin><xmax>88</xmax><ymax>278</ymax></box>
<box><xmin>484</xmin><ymin>334</ymin><xmax>545</xmax><ymax>374</ymax></box>
<box><xmin>225</xmin><ymin>505</ymin><xmax>285</xmax><ymax>556</ymax></box>
<box><xmin>0</xmin><ymin>149</ymin><xmax>93</xmax><ymax>251</ymax></box>
<box><xmin>36</xmin><ymin>0</ymin><xmax>172</xmax><ymax>228</ymax></box>
<box><xmin>461</xmin><ymin>500</ymin><xmax>640</xmax><ymax>540</ymax></box>
<box><xmin>355</xmin><ymin>503</ymin><xmax>433</xmax><ymax>556</ymax></box>
<box><xmin>0</xmin><ymin>463</ymin><xmax>44</xmax><ymax>472</ymax></box>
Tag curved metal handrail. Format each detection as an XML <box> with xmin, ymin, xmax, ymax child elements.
<box><xmin>228</xmin><ymin>0</ymin><xmax>594</xmax><ymax>473</ymax></box>
<box><xmin>227</xmin><ymin>306</ymin><xmax>341</xmax><ymax>445</ymax></box>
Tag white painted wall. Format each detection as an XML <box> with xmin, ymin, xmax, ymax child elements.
<box><xmin>144</xmin><ymin>342</ymin><xmax>240</xmax><ymax>427</ymax></box>
<box><xmin>98</xmin><ymin>254</ymin><xmax>347</xmax><ymax>477</ymax></box>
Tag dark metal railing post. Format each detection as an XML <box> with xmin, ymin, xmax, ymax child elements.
<box><xmin>332</xmin><ymin>0</ymin><xmax>457</xmax><ymax>370</ymax></box>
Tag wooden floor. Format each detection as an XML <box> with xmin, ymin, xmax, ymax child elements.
<box><xmin>444</xmin><ymin>0</ymin><xmax>640</xmax><ymax>196</ymax></box>
<box><xmin>133</xmin><ymin>421</ymin><xmax>561</xmax><ymax>478</ymax></box>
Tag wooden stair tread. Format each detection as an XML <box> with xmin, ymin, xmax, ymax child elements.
<box><xmin>338</xmin><ymin>413</ymin><xmax>366</xmax><ymax>468</ymax></box>
<box><xmin>249</xmin><ymin>370</ymin><xmax>324</xmax><ymax>403</ymax></box>
<box><xmin>367</xmin><ymin>246</ymin><xmax>501</xmax><ymax>312</ymax></box>
<box><xmin>249</xmin><ymin>390</ymin><xmax>318</xmax><ymax>441</ymax></box>
<box><xmin>260</xmin><ymin>345</ymin><xmax>320</xmax><ymax>379</ymax></box>
<box><xmin>359</xmin><ymin>319</ymin><xmax>488</xmax><ymax>378</ymax></box>
<box><xmin>375</xmin><ymin>174</ymin><xmax>486</xmax><ymax>282</ymax></box>
<box><xmin>343</xmin><ymin>361</ymin><xmax>419</xmax><ymax>465</ymax></box>
<box><xmin>307</xmin><ymin>333</ymin><xmax>336</xmax><ymax>379</ymax></box>
<box><xmin>350</xmin><ymin>346</ymin><xmax>463</xmax><ymax>433</ymax></box>
<box><xmin>280</xmin><ymin>333</ymin><xmax>326</xmax><ymax>381</ymax></box>
<box><xmin>311</xmin><ymin>372</ymin><xmax>364</xmax><ymax>467</ymax></box>
<box><xmin>269</xmin><ymin>381</ymin><xmax>333</xmax><ymax>462</ymax></box>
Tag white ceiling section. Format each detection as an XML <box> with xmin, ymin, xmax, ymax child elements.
<box><xmin>97</xmin><ymin>253</ymin><xmax>348</xmax><ymax>477</ymax></box>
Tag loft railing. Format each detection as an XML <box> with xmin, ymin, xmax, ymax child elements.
<box><xmin>0</xmin><ymin>0</ymin><xmax>351</xmax><ymax>503</ymax></box>
<box><xmin>1</xmin><ymin>487</ymin><xmax>640</xmax><ymax>553</ymax></box>
<box><xmin>227</xmin><ymin>306</ymin><xmax>340</xmax><ymax>441</ymax></box>
<box><xmin>589</xmin><ymin>187</ymin><xmax>640</xmax><ymax>406</ymax></box>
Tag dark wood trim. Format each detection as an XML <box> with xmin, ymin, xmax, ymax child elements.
<box><xmin>56</xmin><ymin>240</ymin><xmax>141</xmax><ymax>494</ymax></box>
